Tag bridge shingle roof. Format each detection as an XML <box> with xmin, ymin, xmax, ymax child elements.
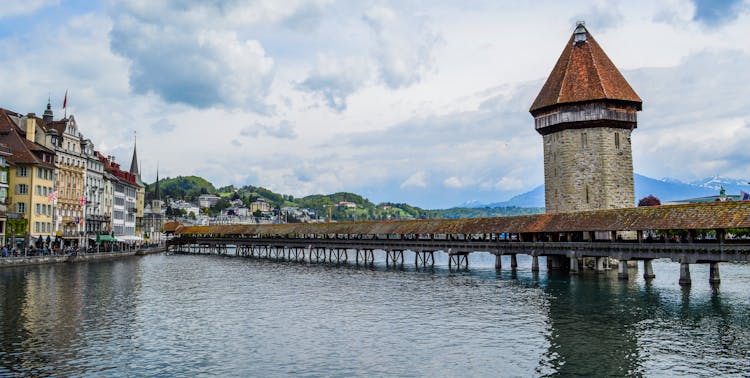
<box><xmin>176</xmin><ymin>201</ymin><xmax>750</xmax><ymax>236</ymax></box>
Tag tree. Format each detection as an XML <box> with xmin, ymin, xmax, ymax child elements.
<box><xmin>638</xmin><ymin>195</ymin><xmax>661</xmax><ymax>207</ymax></box>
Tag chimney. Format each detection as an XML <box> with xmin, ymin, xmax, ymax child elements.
<box><xmin>25</xmin><ymin>113</ymin><xmax>36</xmax><ymax>142</ymax></box>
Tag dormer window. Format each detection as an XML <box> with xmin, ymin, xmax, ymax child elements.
<box><xmin>573</xmin><ymin>21</ymin><xmax>587</xmax><ymax>43</ymax></box>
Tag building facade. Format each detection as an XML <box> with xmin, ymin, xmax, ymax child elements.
<box><xmin>0</xmin><ymin>143</ymin><xmax>11</xmax><ymax>246</ymax></box>
<box><xmin>82</xmin><ymin>139</ymin><xmax>107</xmax><ymax>238</ymax></box>
<box><xmin>0</xmin><ymin>110</ymin><xmax>57</xmax><ymax>246</ymax></box>
<box><xmin>45</xmin><ymin>115</ymin><xmax>87</xmax><ymax>242</ymax></box>
<box><xmin>530</xmin><ymin>22</ymin><xmax>641</xmax><ymax>213</ymax></box>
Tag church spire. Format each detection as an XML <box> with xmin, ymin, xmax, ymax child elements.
<box><xmin>129</xmin><ymin>131</ymin><xmax>140</xmax><ymax>177</ymax></box>
<box><xmin>155</xmin><ymin>161</ymin><xmax>160</xmax><ymax>200</ymax></box>
<box><xmin>43</xmin><ymin>95</ymin><xmax>54</xmax><ymax>123</ymax></box>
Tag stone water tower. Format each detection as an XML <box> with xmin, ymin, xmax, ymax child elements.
<box><xmin>530</xmin><ymin>22</ymin><xmax>642</xmax><ymax>213</ymax></box>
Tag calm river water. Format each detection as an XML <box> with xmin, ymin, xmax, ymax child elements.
<box><xmin>1</xmin><ymin>252</ymin><xmax>749</xmax><ymax>377</ymax></box>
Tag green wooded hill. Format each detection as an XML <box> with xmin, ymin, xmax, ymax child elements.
<box><xmin>146</xmin><ymin>176</ymin><xmax>543</xmax><ymax>220</ymax></box>
<box><xmin>145</xmin><ymin>176</ymin><xmax>217</xmax><ymax>203</ymax></box>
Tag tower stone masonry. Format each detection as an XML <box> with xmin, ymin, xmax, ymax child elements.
<box><xmin>530</xmin><ymin>22</ymin><xmax>642</xmax><ymax>213</ymax></box>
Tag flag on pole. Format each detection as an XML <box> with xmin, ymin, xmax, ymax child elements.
<box><xmin>79</xmin><ymin>195</ymin><xmax>86</xmax><ymax>205</ymax></box>
<box><xmin>63</xmin><ymin>89</ymin><xmax>68</xmax><ymax>109</ymax></box>
<box><xmin>741</xmin><ymin>191</ymin><xmax>750</xmax><ymax>201</ymax></box>
<box><xmin>47</xmin><ymin>190</ymin><xmax>58</xmax><ymax>203</ymax></box>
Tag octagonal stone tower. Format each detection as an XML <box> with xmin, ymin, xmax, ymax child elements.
<box><xmin>530</xmin><ymin>22</ymin><xmax>642</xmax><ymax>213</ymax></box>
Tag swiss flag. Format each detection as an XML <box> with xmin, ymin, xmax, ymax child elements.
<box><xmin>79</xmin><ymin>196</ymin><xmax>86</xmax><ymax>205</ymax></box>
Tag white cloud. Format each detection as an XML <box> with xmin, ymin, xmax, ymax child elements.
<box><xmin>151</xmin><ymin>118</ymin><xmax>176</xmax><ymax>134</ymax></box>
<box><xmin>401</xmin><ymin>171</ymin><xmax>427</xmax><ymax>188</ymax></box>
<box><xmin>0</xmin><ymin>0</ymin><xmax>58</xmax><ymax>18</ymax></box>
<box><xmin>443</xmin><ymin>176</ymin><xmax>474</xmax><ymax>189</ymax></box>
<box><xmin>2</xmin><ymin>1</ymin><xmax>750</xmax><ymax>208</ymax></box>
<box><xmin>363</xmin><ymin>4</ymin><xmax>441</xmax><ymax>88</ymax></box>
<box><xmin>297</xmin><ymin>55</ymin><xmax>373</xmax><ymax>111</ymax></box>
<box><xmin>241</xmin><ymin>120</ymin><xmax>297</xmax><ymax>139</ymax></box>
<box><xmin>109</xmin><ymin>10</ymin><xmax>275</xmax><ymax>110</ymax></box>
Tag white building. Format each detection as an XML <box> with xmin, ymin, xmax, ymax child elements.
<box><xmin>198</xmin><ymin>194</ymin><xmax>220</xmax><ymax>208</ymax></box>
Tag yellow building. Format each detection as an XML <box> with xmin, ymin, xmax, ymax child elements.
<box><xmin>0</xmin><ymin>110</ymin><xmax>57</xmax><ymax>247</ymax></box>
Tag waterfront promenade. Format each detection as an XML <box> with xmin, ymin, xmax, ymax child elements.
<box><xmin>0</xmin><ymin>245</ymin><xmax>167</xmax><ymax>268</ymax></box>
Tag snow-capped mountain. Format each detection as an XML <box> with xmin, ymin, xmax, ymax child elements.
<box><xmin>458</xmin><ymin>174</ymin><xmax>749</xmax><ymax>209</ymax></box>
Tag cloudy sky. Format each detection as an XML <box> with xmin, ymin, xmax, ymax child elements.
<box><xmin>1</xmin><ymin>0</ymin><xmax>749</xmax><ymax>208</ymax></box>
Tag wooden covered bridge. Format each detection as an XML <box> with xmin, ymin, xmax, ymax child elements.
<box><xmin>169</xmin><ymin>201</ymin><xmax>750</xmax><ymax>285</ymax></box>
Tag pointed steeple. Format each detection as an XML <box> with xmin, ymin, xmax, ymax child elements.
<box><xmin>129</xmin><ymin>131</ymin><xmax>140</xmax><ymax>177</ymax></box>
<box><xmin>43</xmin><ymin>96</ymin><xmax>54</xmax><ymax>123</ymax></box>
<box><xmin>155</xmin><ymin>161</ymin><xmax>160</xmax><ymax>200</ymax></box>
<box><xmin>530</xmin><ymin>21</ymin><xmax>642</xmax><ymax>114</ymax></box>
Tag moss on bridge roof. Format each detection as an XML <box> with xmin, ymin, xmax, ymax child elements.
<box><xmin>176</xmin><ymin>201</ymin><xmax>750</xmax><ymax>236</ymax></box>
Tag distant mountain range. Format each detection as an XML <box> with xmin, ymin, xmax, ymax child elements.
<box><xmin>462</xmin><ymin>174</ymin><xmax>750</xmax><ymax>208</ymax></box>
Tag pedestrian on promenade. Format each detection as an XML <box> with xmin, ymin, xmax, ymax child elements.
<box><xmin>1</xmin><ymin>246</ymin><xmax>7</xmax><ymax>257</ymax></box>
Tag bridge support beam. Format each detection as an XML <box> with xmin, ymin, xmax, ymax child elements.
<box><xmin>569</xmin><ymin>253</ymin><xmax>579</xmax><ymax>275</ymax></box>
<box><xmin>510</xmin><ymin>254</ymin><xmax>518</xmax><ymax>270</ymax></box>
<box><xmin>494</xmin><ymin>254</ymin><xmax>502</xmax><ymax>270</ymax></box>
<box><xmin>617</xmin><ymin>260</ymin><xmax>629</xmax><ymax>280</ymax></box>
<box><xmin>547</xmin><ymin>255</ymin><xmax>565</xmax><ymax>270</ymax></box>
<box><xmin>595</xmin><ymin>257</ymin><xmax>606</xmax><ymax>274</ymax></box>
<box><xmin>679</xmin><ymin>257</ymin><xmax>691</xmax><ymax>286</ymax></box>
<box><xmin>643</xmin><ymin>259</ymin><xmax>655</xmax><ymax>279</ymax></box>
<box><xmin>531</xmin><ymin>255</ymin><xmax>539</xmax><ymax>272</ymax></box>
<box><xmin>448</xmin><ymin>253</ymin><xmax>468</xmax><ymax>270</ymax></box>
<box><xmin>709</xmin><ymin>262</ymin><xmax>720</xmax><ymax>285</ymax></box>
<box><xmin>415</xmin><ymin>251</ymin><xmax>434</xmax><ymax>267</ymax></box>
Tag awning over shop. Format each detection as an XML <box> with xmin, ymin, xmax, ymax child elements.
<box><xmin>115</xmin><ymin>235</ymin><xmax>143</xmax><ymax>242</ymax></box>
<box><xmin>96</xmin><ymin>235</ymin><xmax>117</xmax><ymax>243</ymax></box>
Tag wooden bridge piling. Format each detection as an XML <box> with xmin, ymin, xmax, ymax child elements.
<box><xmin>643</xmin><ymin>259</ymin><xmax>655</xmax><ymax>279</ymax></box>
<box><xmin>617</xmin><ymin>260</ymin><xmax>629</xmax><ymax>280</ymax></box>
<box><xmin>709</xmin><ymin>262</ymin><xmax>720</xmax><ymax>284</ymax></box>
<box><xmin>679</xmin><ymin>257</ymin><xmax>691</xmax><ymax>286</ymax></box>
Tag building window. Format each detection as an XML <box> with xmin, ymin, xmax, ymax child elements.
<box><xmin>16</xmin><ymin>184</ymin><xmax>28</xmax><ymax>194</ymax></box>
<box><xmin>581</xmin><ymin>133</ymin><xmax>588</xmax><ymax>149</ymax></box>
<box><xmin>17</xmin><ymin>167</ymin><xmax>28</xmax><ymax>177</ymax></box>
<box><xmin>16</xmin><ymin>202</ymin><xmax>25</xmax><ymax>213</ymax></box>
<box><xmin>585</xmin><ymin>185</ymin><xmax>590</xmax><ymax>204</ymax></box>
<box><xmin>615</xmin><ymin>132</ymin><xmax>620</xmax><ymax>149</ymax></box>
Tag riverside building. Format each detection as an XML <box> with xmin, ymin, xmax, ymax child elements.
<box><xmin>0</xmin><ymin>109</ymin><xmax>57</xmax><ymax>246</ymax></box>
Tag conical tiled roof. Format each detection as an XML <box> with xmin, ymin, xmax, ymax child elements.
<box><xmin>530</xmin><ymin>23</ymin><xmax>642</xmax><ymax>114</ymax></box>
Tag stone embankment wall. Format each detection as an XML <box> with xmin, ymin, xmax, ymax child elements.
<box><xmin>0</xmin><ymin>247</ymin><xmax>166</xmax><ymax>268</ymax></box>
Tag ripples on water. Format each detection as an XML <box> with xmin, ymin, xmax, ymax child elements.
<box><xmin>1</xmin><ymin>253</ymin><xmax>748</xmax><ymax>377</ymax></box>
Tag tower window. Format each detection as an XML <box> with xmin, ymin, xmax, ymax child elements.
<box><xmin>615</xmin><ymin>132</ymin><xmax>620</xmax><ymax>149</ymax></box>
<box><xmin>585</xmin><ymin>186</ymin><xmax>590</xmax><ymax>204</ymax></box>
<box><xmin>581</xmin><ymin>133</ymin><xmax>588</xmax><ymax>149</ymax></box>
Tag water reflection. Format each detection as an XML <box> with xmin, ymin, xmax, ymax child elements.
<box><xmin>1</xmin><ymin>260</ymin><xmax>143</xmax><ymax>376</ymax></box>
<box><xmin>1</xmin><ymin>255</ymin><xmax>748</xmax><ymax>376</ymax></box>
<box><xmin>537</xmin><ymin>266</ymin><xmax>750</xmax><ymax>377</ymax></box>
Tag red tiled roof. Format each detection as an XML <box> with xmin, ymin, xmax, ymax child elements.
<box><xmin>97</xmin><ymin>151</ymin><xmax>138</xmax><ymax>185</ymax></box>
<box><xmin>530</xmin><ymin>25</ymin><xmax>642</xmax><ymax>114</ymax></box>
<box><xmin>177</xmin><ymin>201</ymin><xmax>750</xmax><ymax>236</ymax></box>
<box><xmin>0</xmin><ymin>109</ymin><xmax>54</xmax><ymax>167</ymax></box>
